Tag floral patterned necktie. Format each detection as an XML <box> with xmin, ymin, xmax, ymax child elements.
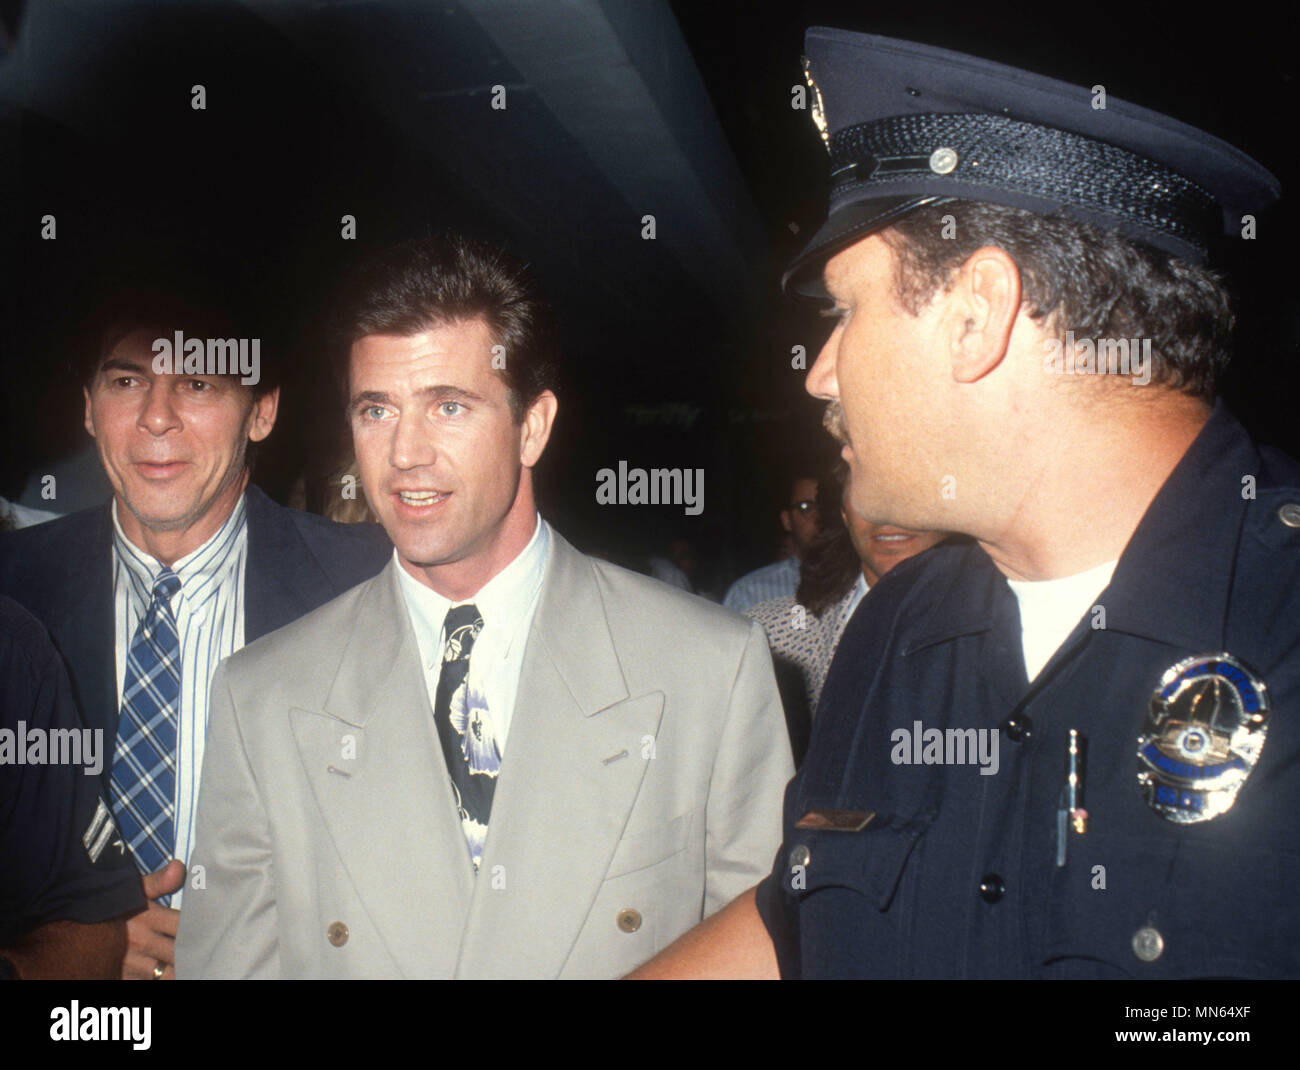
<box><xmin>432</xmin><ymin>603</ymin><xmax>500</xmax><ymax>869</ymax></box>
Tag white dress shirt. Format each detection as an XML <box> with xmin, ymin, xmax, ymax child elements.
<box><xmin>396</xmin><ymin>515</ymin><xmax>551</xmax><ymax>755</ymax></box>
<box><xmin>112</xmin><ymin>494</ymin><xmax>248</xmax><ymax>907</ymax></box>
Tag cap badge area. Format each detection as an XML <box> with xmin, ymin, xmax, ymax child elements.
<box><xmin>1138</xmin><ymin>654</ymin><xmax>1269</xmax><ymax>824</ymax></box>
<box><xmin>928</xmin><ymin>146</ymin><xmax>958</xmax><ymax>174</ymax></box>
<box><xmin>800</xmin><ymin>57</ymin><xmax>829</xmax><ymax>152</ymax></box>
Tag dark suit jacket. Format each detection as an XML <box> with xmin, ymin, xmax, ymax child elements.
<box><xmin>0</xmin><ymin>484</ymin><xmax>391</xmax><ymax>789</ymax></box>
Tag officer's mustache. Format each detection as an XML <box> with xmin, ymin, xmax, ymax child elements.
<box><xmin>823</xmin><ymin>402</ymin><xmax>849</xmax><ymax>446</ymax></box>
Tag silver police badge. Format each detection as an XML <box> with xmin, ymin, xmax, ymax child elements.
<box><xmin>1138</xmin><ymin>653</ymin><xmax>1269</xmax><ymax>823</ymax></box>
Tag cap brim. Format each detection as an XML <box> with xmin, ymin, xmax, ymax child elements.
<box><xmin>782</xmin><ymin>196</ymin><xmax>947</xmax><ymax>299</ymax></box>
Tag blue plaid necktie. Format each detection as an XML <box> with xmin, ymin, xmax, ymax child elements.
<box><xmin>110</xmin><ymin>568</ymin><xmax>182</xmax><ymax>895</ymax></box>
<box><xmin>432</xmin><ymin>604</ymin><xmax>501</xmax><ymax>869</ymax></box>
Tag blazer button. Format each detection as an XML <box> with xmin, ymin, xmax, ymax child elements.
<box><xmin>327</xmin><ymin>921</ymin><xmax>349</xmax><ymax>947</ymax></box>
<box><xmin>617</xmin><ymin>908</ymin><xmax>642</xmax><ymax>933</ymax></box>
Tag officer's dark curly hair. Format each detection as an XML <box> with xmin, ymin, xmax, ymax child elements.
<box><xmin>332</xmin><ymin>234</ymin><xmax>559</xmax><ymax>423</ymax></box>
<box><xmin>879</xmin><ymin>201</ymin><xmax>1235</xmax><ymax>400</ymax></box>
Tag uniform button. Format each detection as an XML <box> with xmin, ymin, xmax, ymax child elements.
<box><xmin>978</xmin><ymin>874</ymin><xmax>1005</xmax><ymax>903</ymax></box>
<box><xmin>1001</xmin><ymin>714</ymin><xmax>1032</xmax><ymax>742</ymax></box>
<box><xmin>1278</xmin><ymin>503</ymin><xmax>1300</xmax><ymax>529</ymax></box>
<box><xmin>788</xmin><ymin>844</ymin><xmax>811</xmax><ymax>869</ymax></box>
<box><xmin>1132</xmin><ymin>926</ymin><xmax>1164</xmax><ymax>962</ymax></box>
<box><xmin>617</xmin><ymin>908</ymin><xmax>642</xmax><ymax>933</ymax></box>
<box><xmin>327</xmin><ymin>921</ymin><xmax>349</xmax><ymax>947</ymax></box>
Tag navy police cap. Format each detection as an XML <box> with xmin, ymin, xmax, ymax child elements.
<box><xmin>784</xmin><ymin>29</ymin><xmax>1281</xmax><ymax>297</ymax></box>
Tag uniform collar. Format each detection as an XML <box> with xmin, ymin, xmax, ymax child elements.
<box><xmin>902</xmin><ymin>543</ymin><xmax>1007</xmax><ymax>654</ymax></box>
<box><xmin>1096</xmin><ymin>400</ymin><xmax>1252</xmax><ymax>651</ymax></box>
<box><xmin>904</xmin><ymin>401</ymin><xmax>1252</xmax><ymax>654</ymax></box>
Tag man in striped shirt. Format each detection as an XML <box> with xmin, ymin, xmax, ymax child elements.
<box><xmin>0</xmin><ymin>292</ymin><xmax>391</xmax><ymax>978</ymax></box>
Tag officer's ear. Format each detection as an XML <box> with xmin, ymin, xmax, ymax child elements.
<box><xmin>942</xmin><ymin>245</ymin><xmax>1022</xmax><ymax>384</ymax></box>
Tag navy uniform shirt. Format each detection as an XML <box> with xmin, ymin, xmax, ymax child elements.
<box><xmin>1</xmin><ymin>596</ymin><xmax>144</xmax><ymax>947</ymax></box>
<box><xmin>755</xmin><ymin>402</ymin><xmax>1300</xmax><ymax>978</ymax></box>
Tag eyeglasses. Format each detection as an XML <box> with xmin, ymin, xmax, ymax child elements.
<box><xmin>789</xmin><ymin>500</ymin><xmax>819</xmax><ymax>515</ymax></box>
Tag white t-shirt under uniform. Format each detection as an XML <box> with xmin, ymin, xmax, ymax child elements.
<box><xmin>1005</xmin><ymin>558</ymin><xmax>1118</xmax><ymax>682</ymax></box>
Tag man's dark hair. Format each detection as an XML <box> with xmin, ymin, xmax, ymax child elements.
<box><xmin>796</xmin><ymin>463</ymin><xmax>859</xmax><ymax>617</ymax></box>
<box><xmin>879</xmin><ymin>201</ymin><xmax>1235</xmax><ymax>399</ymax></box>
<box><xmin>784</xmin><ymin>472</ymin><xmax>819</xmax><ymax>509</ymax></box>
<box><xmin>78</xmin><ymin>287</ymin><xmax>276</xmax><ymax>399</ymax></box>
<box><xmin>333</xmin><ymin>235</ymin><xmax>559</xmax><ymax>421</ymax></box>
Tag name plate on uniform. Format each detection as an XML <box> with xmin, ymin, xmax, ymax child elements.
<box><xmin>795</xmin><ymin>808</ymin><xmax>876</xmax><ymax>831</ymax></box>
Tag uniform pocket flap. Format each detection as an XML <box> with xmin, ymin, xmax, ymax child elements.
<box><xmin>782</xmin><ymin>810</ymin><xmax>932</xmax><ymax>911</ymax></box>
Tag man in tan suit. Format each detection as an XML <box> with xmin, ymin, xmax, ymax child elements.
<box><xmin>175</xmin><ymin>236</ymin><xmax>792</xmax><ymax>978</ymax></box>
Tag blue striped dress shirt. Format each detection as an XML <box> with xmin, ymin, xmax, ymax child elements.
<box><xmin>723</xmin><ymin>555</ymin><xmax>801</xmax><ymax>614</ymax></box>
<box><xmin>111</xmin><ymin>494</ymin><xmax>248</xmax><ymax>908</ymax></box>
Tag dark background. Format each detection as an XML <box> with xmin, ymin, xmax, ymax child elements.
<box><xmin>3</xmin><ymin>0</ymin><xmax>1295</xmax><ymax>595</ymax></box>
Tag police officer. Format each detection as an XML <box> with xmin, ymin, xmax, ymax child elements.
<box><xmin>632</xmin><ymin>29</ymin><xmax>1298</xmax><ymax>979</ymax></box>
<box><xmin>0</xmin><ymin>596</ymin><xmax>145</xmax><ymax>977</ymax></box>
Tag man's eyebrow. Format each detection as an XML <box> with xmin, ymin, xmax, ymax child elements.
<box><xmin>99</xmin><ymin>356</ymin><xmax>236</xmax><ymax>383</ymax></box>
<box><xmin>350</xmin><ymin>385</ymin><xmax>488</xmax><ymax>408</ymax></box>
<box><xmin>99</xmin><ymin>356</ymin><xmax>152</xmax><ymax>375</ymax></box>
<box><xmin>415</xmin><ymin>385</ymin><xmax>487</xmax><ymax>404</ymax></box>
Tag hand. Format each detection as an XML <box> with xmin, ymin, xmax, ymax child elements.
<box><xmin>121</xmin><ymin>860</ymin><xmax>186</xmax><ymax>980</ymax></box>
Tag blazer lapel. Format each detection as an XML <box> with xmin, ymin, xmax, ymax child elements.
<box><xmin>288</xmin><ymin>561</ymin><xmax>474</xmax><ymax>977</ymax></box>
<box><xmin>455</xmin><ymin>533</ymin><xmax>665</xmax><ymax>978</ymax></box>
<box><xmin>243</xmin><ymin>485</ymin><xmax>329</xmax><ymax>641</ymax></box>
